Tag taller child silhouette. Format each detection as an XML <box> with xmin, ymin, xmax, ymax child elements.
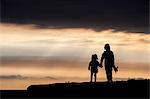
<box><xmin>100</xmin><ymin>44</ymin><xmax>118</xmax><ymax>82</ymax></box>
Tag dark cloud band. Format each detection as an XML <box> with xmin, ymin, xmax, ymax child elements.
<box><xmin>1</xmin><ymin>0</ymin><xmax>149</xmax><ymax>33</ymax></box>
<box><xmin>0</xmin><ymin>75</ymin><xmax>57</xmax><ymax>80</ymax></box>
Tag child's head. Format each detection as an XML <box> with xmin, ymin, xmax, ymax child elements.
<box><xmin>104</xmin><ymin>43</ymin><xmax>110</xmax><ymax>51</ymax></box>
<box><xmin>92</xmin><ymin>54</ymin><xmax>98</xmax><ymax>60</ymax></box>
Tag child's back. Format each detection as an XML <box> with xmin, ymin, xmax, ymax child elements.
<box><xmin>89</xmin><ymin>54</ymin><xmax>99</xmax><ymax>73</ymax></box>
<box><xmin>88</xmin><ymin>54</ymin><xmax>100</xmax><ymax>82</ymax></box>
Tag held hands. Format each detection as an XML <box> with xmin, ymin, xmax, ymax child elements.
<box><xmin>99</xmin><ymin>63</ymin><xmax>103</xmax><ymax>68</ymax></box>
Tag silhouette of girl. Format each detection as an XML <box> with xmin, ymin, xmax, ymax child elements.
<box><xmin>88</xmin><ymin>54</ymin><xmax>100</xmax><ymax>82</ymax></box>
<box><xmin>100</xmin><ymin>44</ymin><xmax>118</xmax><ymax>82</ymax></box>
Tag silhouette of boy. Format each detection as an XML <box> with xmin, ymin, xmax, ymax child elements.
<box><xmin>88</xmin><ymin>54</ymin><xmax>100</xmax><ymax>82</ymax></box>
<box><xmin>100</xmin><ymin>44</ymin><xmax>118</xmax><ymax>82</ymax></box>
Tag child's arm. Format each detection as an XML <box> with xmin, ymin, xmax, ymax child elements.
<box><xmin>100</xmin><ymin>53</ymin><xmax>104</xmax><ymax>67</ymax></box>
<box><xmin>111</xmin><ymin>51</ymin><xmax>115</xmax><ymax>66</ymax></box>
<box><xmin>111</xmin><ymin>51</ymin><xmax>118</xmax><ymax>73</ymax></box>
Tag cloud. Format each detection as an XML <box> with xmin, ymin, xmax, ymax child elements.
<box><xmin>1</xmin><ymin>56</ymin><xmax>87</xmax><ymax>68</ymax></box>
<box><xmin>0</xmin><ymin>75</ymin><xmax>57</xmax><ymax>80</ymax></box>
<box><xmin>1</xmin><ymin>56</ymin><xmax>150</xmax><ymax>71</ymax></box>
<box><xmin>1</xmin><ymin>0</ymin><xmax>148</xmax><ymax>33</ymax></box>
<box><xmin>113</xmin><ymin>77</ymin><xmax>146</xmax><ymax>81</ymax></box>
<box><xmin>137</xmin><ymin>38</ymin><xmax>150</xmax><ymax>44</ymax></box>
<box><xmin>0</xmin><ymin>75</ymin><xmax>146</xmax><ymax>81</ymax></box>
<box><xmin>1</xmin><ymin>24</ymin><xmax>149</xmax><ymax>64</ymax></box>
<box><xmin>0</xmin><ymin>75</ymin><xmax>28</xmax><ymax>80</ymax></box>
<box><xmin>44</xmin><ymin>76</ymin><xmax>58</xmax><ymax>80</ymax></box>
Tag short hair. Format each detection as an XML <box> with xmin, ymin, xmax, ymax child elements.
<box><xmin>104</xmin><ymin>43</ymin><xmax>110</xmax><ymax>50</ymax></box>
<box><xmin>92</xmin><ymin>54</ymin><xmax>98</xmax><ymax>60</ymax></box>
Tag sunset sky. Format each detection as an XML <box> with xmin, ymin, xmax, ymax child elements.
<box><xmin>0</xmin><ymin>0</ymin><xmax>149</xmax><ymax>89</ymax></box>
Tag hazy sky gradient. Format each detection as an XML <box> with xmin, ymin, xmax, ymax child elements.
<box><xmin>0</xmin><ymin>23</ymin><xmax>150</xmax><ymax>89</ymax></box>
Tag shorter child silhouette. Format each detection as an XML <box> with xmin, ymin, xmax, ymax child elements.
<box><xmin>88</xmin><ymin>54</ymin><xmax>101</xmax><ymax>82</ymax></box>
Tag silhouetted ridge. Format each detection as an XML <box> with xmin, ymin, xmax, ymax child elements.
<box><xmin>1</xmin><ymin>79</ymin><xmax>149</xmax><ymax>98</ymax></box>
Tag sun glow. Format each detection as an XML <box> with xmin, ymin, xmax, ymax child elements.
<box><xmin>0</xmin><ymin>23</ymin><xmax>150</xmax><ymax>89</ymax></box>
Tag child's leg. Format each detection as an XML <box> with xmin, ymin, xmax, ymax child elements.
<box><xmin>106</xmin><ymin>70</ymin><xmax>109</xmax><ymax>82</ymax></box>
<box><xmin>108</xmin><ymin>71</ymin><xmax>112</xmax><ymax>82</ymax></box>
<box><xmin>90</xmin><ymin>71</ymin><xmax>93</xmax><ymax>82</ymax></box>
<box><xmin>94</xmin><ymin>73</ymin><xmax>96</xmax><ymax>82</ymax></box>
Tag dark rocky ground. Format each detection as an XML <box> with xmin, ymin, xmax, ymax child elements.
<box><xmin>1</xmin><ymin>79</ymin><xmax>149</xmax><ymax>98</ymax></box>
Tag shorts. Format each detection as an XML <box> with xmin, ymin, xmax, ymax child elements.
<box><xmin>91</xmin><ymin>68</ymin><xmax>98</xmax><ymax>73</ymax></box>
